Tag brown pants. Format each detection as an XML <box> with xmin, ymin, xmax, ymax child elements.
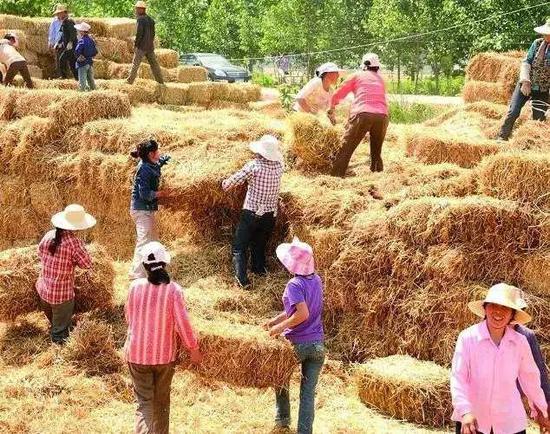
<box><xmin>128</xmin><ymin>362</ymin><xmax>175</xmax><ymax>434</ymax></box>
<box><xmin>331</xmin><ymin>112</ymin><xmax>389</xmax><ymax>177</ymax></box>
<box><xmin>4</xmin><ymin>60</ymin><xmax>33</xmax><ymax>88</ymax></box>
<box><xmin>127</xmin><ymin>48</ymin><xmax>164</xmax><ymax>84</ymax></box>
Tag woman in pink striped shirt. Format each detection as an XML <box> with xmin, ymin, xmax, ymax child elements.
<box><xmin>124</xmin><ymin>241</ymin><xmax>202</xmax><ymax>434</ymax></box>
<box><xmin>451</xmin><ymin>283</ymin><xmax>550</xmax><ymax>434</ymax></box>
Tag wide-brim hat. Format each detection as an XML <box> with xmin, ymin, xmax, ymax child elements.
<box><xmin>316</xmin><ymin>62</ymin><xmax>343</xmax><ymax>76</ymax></box>
<box><xmin>51</xmin><ymin>204</ymin><xmax>96</xmax><ymax>231</ymax></box>
<box><xmin>534</xmin><ymin>20</ymin><xmax>550</xmax><ymax>35</ymax></box>
<box><xmin>139</xmin><ymin>241</ymin><xmax>171</xmax><ymax>265</ymax></box>
<box><xmin>135</xmin><ymin>1</ymin><xmax>147</xmax><ymax>9</ymax></box>
<box><xmin>468</xmin><ymin>283</ymin><xmax>532</xmax><ymax>325</ymax></box>
<box><xmin>52</xmin><ymin>4</ymin><xmax>68</xmax><ymax>15</ymax></box>
<box><xmin>276</xmin><ymin>237</ymin><xmax>315</xmax><ymax>275</ymax></box>
<box><xmin>249</xmin><ymin>134</ymin><xmax>284</xmax><ymax>162</ymax></box>
<box><xmin>75</xmin><ymin>22</ymin><xmax>91</xmax><ymax>32</ymax></box>
<box><xmin>362</xmin><ymin>52</ymin><xmax>381</xmax><ymax>68</ymax></box>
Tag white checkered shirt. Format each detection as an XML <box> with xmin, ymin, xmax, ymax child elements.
<box><xmin>222</xmin><ymin>157</ymin><xmax>284</xmax><ymax>216</ymax></box>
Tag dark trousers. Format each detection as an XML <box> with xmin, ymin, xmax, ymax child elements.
<box><xmin>128</xmin><ymin>48</ymin><xmax>164</xmax><ymax>84</ymax></box>
<box><xmin>232</xmin><ymin>209</ymin><xmax>276</xmax><ymax>285</ymax></box>
<box><xmin>455</xmin><ymin>422</ymin><xmax>525</xmax><ymax>434</ymax></box>
<box><xmin>498</xmin><ymin>82</ymin><xmax>549</xmax><ymax>140</ymax></box>
<box><xmin>40</xmin><ymin>298</ymin><xmax>75</xmax><ymax>344</ymax></box>
<box><xmin>58</xmin><ymin>48</ymin><xmax>78</xmax><ymax>80</ymax></box>
<box><xmin>331</xmin><ymin>112</ymin><xmax>389</xmax><ymax>177</ymax></box>
<box><xmin>4</xmin><ymin>60</ymin><xmax>33</xmax><ymax>88</ymax></box>
<box><xmin>128</xmin><ymin>362</ymin><xmax>175</xmax><ymax>434</ymax></box>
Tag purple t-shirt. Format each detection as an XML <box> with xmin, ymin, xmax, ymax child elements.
<box><xmin>282</xmin><ymin>274</ymin><xmax>324</xmax><ymax>344</ymax></box>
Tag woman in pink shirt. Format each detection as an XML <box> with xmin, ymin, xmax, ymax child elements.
<box><xmin>124</xmin><ymin>241</ymin><xmax>202</xmax><ymax>434</ymax></box>
<box><xmin>451</xmin><ymin>283</ymin><xmax>550</xmax><ymax>434</ymax></box>
<box><xmin>328</xmin><ymin>52</ymin><xmax>388</xmax><ymax>177</ymax></box>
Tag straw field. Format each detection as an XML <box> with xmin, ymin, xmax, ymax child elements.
<box><xmin>0</xmin><ymin>45</ymin><xmax>548</xmax><ymax>433</ymax></box>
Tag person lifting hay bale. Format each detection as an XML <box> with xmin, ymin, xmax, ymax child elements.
<box><xmin>53</xmin><ymin>4</ymin><xmax>78</xmax><ymax>80</ymax></box>
<box><xmin>497</xmin><ymin>20</ymin><xmax>550</xmax><ymax>141</ymax></box>
<box><xmin>36</xmin><ymin>204</ymin><xmax>96</xmax><ymax>344</ymax></box>
<box><xmin>74</xmin><ymin>22</ymin><xmax>98</xmax><ymax>92</ymax></box>
<box><xmin>221</xmin><ymin>135</ymin><xmax>284</xmax><ymax>288</ymax></box>
<box><xmin>0</xmin><ymin>33</ymin><xmax>33</xmax><ymax>88</ymax></box>
<box><xmin>124</xmin><ymin>241</ymin><xmax>203</xmax><ymax>434</ymax></box>
<box><xmin>293</xmin><ymin>62</ymin><xmax>343</xmax><ymax>115</ymax></box>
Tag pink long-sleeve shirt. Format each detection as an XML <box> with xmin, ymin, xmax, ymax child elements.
<box><xmin>451</xmin><ymin>321</ymin><xmax>548</xmax><ymax>434</ymax></box>
<box><xmin>124</xmin><ymin>279</ymin><xmax>199</xmax><ymax>365</ymax></box>
<box><xmin>331</xmin><ymin>70</ymin><xmax>388</xmax><ymax>117</ymax></box>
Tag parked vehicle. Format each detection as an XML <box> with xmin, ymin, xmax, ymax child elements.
<box><xmin>181</xmin><ymin>53</ymin><xmax>251</xmax><ymax>82</ymax></box>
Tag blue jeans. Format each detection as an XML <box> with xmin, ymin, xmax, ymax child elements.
<box><xmin>275</xmin><ymin>341</ymin><xmax>325</xmax><ymax>434</ymax></box>
<box><xmin>498</xmin><ymin>82</ymin><xmax>548</xmax><ymax>139</ymax></box>
<box><xmin>78</xmin><ymin>64</ymin><xmax>96</xmax><ymax>91</ymax></box>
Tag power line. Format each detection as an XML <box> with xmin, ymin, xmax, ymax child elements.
<box><xmin>229</xmin><ymin>1</ymin><xmax>550</xmax><ymax>62</ymax></box>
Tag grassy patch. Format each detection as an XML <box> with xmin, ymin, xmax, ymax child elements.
<box><xmin>389</xmin><ymin>101</ymin><xmax>440</xmax><ymax>124</ymax></box>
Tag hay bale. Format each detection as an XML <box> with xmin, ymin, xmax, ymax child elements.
<box><xmin>225</xmin><ymin>83</ymin><xmax>261</xmax><ymax>103</ymax></box>
<box><xmin>96</xmin><ymin>78</ymin><xmax>158</xmax><ymax>104</ymax></box>
<box><xmin>405</xmin><ymin>128</ymin><xmax>500</xmax><ymax>168</ymax></box>
<box><xmin>286</xmin><ymin>112</ymin><xmax>342</xmax><ymax>173</ymax></box>
<box><xmin>13</xmin><ymin>88</ymin><xmax>66</xmax><ymax>118</ymax></box>
<box><xmin>0</xmin><ymin>176</ymin><xmax>29</xmax><ymax>207</ymax></box>
<box><xmin>27</xmin><ymin>64</ymin><xmax>42</xmax><ymax>78</ymax></box>
<box><xmin>95</xmin><ymin>37</ymin><xmax>133</xmax><ymax>63</ymax></box>
<box><xmin>0</xmin><ymin>313</ymin><xmax>50</xmax><ymax>365</ymax></box>
<box><xmin>466</xmin><ymin>52</ymin><xmax>521</xmax><ymax>94</ymax></box>
<box><xmin>517</xmin><ymin>252</ymin><xmax>550</xmax><ymax>296</ymax></box>
<box><xmin>0</xmin><ymin>87</ymin><xmax>25</xmax><ymax>120</ymax></box>
<box><xmin>249</xmin><ymin>100</ymin><xmax>286</xmax><ymax>118</ymax></box>
<box><xmin>29</xmin><ymin>182</ymin><xmax>63</xmax><ymax>216</ymax></box>
<box><xmin>175</xmin><ymin>66</ymin><xmax>208</xmax><ymax>83</ymax></box>
<box><xmin>157</xmin><ymin>83</ymin><xmax>189</xmax><ymax>105</ymax></box>
<box><xmin>477</xmin><ymin>152</ymin><xmax>550</xmax><ymax>210</ymax></box>
<box><xmin>0</xmin><ymin>244</ymin><xmax>115</xmax><ymax>322</ymax></box>
<box><xmin>63</xmin><ymin>315</ymin><xmax>123</xmax><ymax>376</ymax></box>
<box><xmin>355</xmin><ymin>355</ymin><xmax>451</xmax><ymax>426</ymax></box>
<box><xmin>182</xmin><ymin>316</ymin><xmax>297</xmax><ymax>388</ymax></box>
<box><xmin>25</xmin><ymin>34</ymin><xmax>50</xmax><ymax>55</ymax></box>
<box><xmin>386</xmin><ymin>196</ymin><xmax>539</xmax><ymax>251</ymax></box>
<box><xmin>462</xmin><ymin>80</ymin><xmax>509</xmax><ymax>104</ymax></box>
<box><xmin>155</xmin><ymin>48</ymin><xmax>179</xmax><ymax>68</ymax></box>
<box><xmin>186</xmin><ymin>82</ymin><xmax>215</xmax><ymax>105</ymax></box>
<box><xmin>511</xmin><ymin>120</ymin><xmax>550</xmax><ymax>151</ymax></box>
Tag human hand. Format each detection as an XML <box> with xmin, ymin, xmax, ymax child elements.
<box><xmin>262</xmin><ymin>319</ymin><xmax>273</xmax><ymax>331</ymax></box>
<box><xmin>159</xmin><ymin>155</ymin><xmax>171</xmax><ymax>167</ymax></box>
<box><xmin>520</xmin><ymin>81</ymin><xmax>531</xmax><ymax>96</ymax></box>
<box><xmin>155</xmin><ymin>190</ymin><xmax>170</xmax><ymax>199</ymax></box>
<box><xmin>327</xmin><ymin>109</ymin><xmax>336</xmax><ymax>125</ymax></box>
<box><xmin>77</xmin><ymin>55</ymin><xmax>86</xmax><ymax>63</ymax></box>
<box><xmin>460</xmin><ymin>413</ymin><xmax>477</xmax><ymax>434</ymax></box>
<box><xmin>189</xmin><ymin>347</ymin><xmax>203</xmax><ymax>365</ymax></box>
<box><xmin>269</xmin><ymin>323</ymin><xmax>285</xmax><ymax>337</ymax></box>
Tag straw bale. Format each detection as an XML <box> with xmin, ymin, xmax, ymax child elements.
<box><xmin>22</xmin><ymin>17</ymin><xmax>51</xmax><ymax>35</ymax></box>
<box><xmin>63</xmin><ymin>315</ymin><xmax>123</xmax><ymax>376</ymax></box>
<box><xmin>27</xmin><ymin>64</ymin><xmax>42</xmax><ymax>78</ymax></box>
<box><xmin>249</xmin><ymin>100</ymin><xmax>286</xmax><ymax>118</ymax></box>
<box><xmin>0</xmin><ymin>244</ymin><xmax>115</xmax><ymax>322</ymax></box>
<box><xmin>466</xmin><ymin>52</ymin><xmax>520</xmax><ymax>93</ymax></box>
<box><xmin>95</xmin><ymin>37</ymin><xmax>133</xmax><ymax>63</ymax></box>
<box><xmin>74</xmin><ymin>17</ymin><xmax>136</xmax><ymax>39</ymax></box>
<box><xmin>225</xmin><ymin>83</ymin><xmax>262</xmax><ymax>103</ymax></box>
<box><xmin>186</xmin><ymin>82</ymin><xmax>215</xmax><ymax>105</ymax></box>
<box><xmin>175</xmin><ymin>66</ymin><xmax>208</xmax><ymax>83</ymax></box>
<box><xmin>0</xmin><ymin>176</ymin><xmax>29</xmax><ymax>207</ymax></box>
<box><xmin>462</xmin><ymin>80</ymin><xmax>509</xmax><ymax>104</ymax></box>
<box><xmin>517</xmin><ymin>252</ymin><xmax>550</xmax><ymax>295</ymax></box>
<box><xmin>477</xmin><ymin>152</ymin><xmax>550</xmax><ymax>210</ymax></box>
<box><xmin>0</xmin><ymin>87</ymin><xmax>25</xmax><ymax>120</ymax></box>
<box><xmin>21</xmin><ymin>50</ymin><xmax>38</xmax><ymax>65</ymax></box>
<box><xmin>157</xmin><ymin>83</ymin><xmax>189</xmax><ymax>105</ymax></box>
<box><xmin>387</xmin><ymin>196</ymin><xmax>539</xmax><ymax>251</ymax></box>
<box><xmin>155</xmin><ymin>48</ymin><xmax>179</xmax><ymax>68</ymax></box>
<box><xmin>13</xmin><ymin>88</ymin><xmax>66</xmax><ymax>118</ymax></box>
<box><xmin>0</xmin><ymin>15</ymin><xmax>27</xmax><ymax>30</ymax></box>
<box><xmin>96</xmin><ymin>78</ymin><xmax>158</xmax><ymax>104</ymax></box>
<box><xmin>286</xmin><ymin>112</ymin><xmax>342</xmax><ymax>172</ymax></box>
<box><xmin>511</xmin><ymin>120</ymin><xmax>550</xmax><ymax>151</ymax></box>
<box><xmin>29</xmin><ymin>182</ymin><xmax>63</xmax><ymax>217</ymax></box>
<box><xmin>290</xmin><ymin>226</ymin><xmax>346</xmax><ymax>273</ymax></box>
<box><xmin>0</xmin><ymin>313</ymin><xmax>50</xmax><ymax>365</ymax></box>
<box><xmin>405</xmin><ymin>128</ymin><xmax>500</xmax><ymax>168</ymax></box>
<box><xmin>32</xmin><ymin>78</ymin><xmax>79</xmax><ymax>91</ymax></box>
<box><xmin>355</xmin><ymin>355</ymin><xmax>450</xmax><ymax>426</ymax></box>
<box><xmin>0</xmin><ymin>207</ymin><xmax>41</xmax><ymax>249</ymax></box>
<box><xmin>25</xmin><ymin>34</ymin><xmax>50</xmax><ymax>55</ymax></box>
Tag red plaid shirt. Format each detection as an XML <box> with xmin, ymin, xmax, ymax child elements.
<box><xmin>222</xmin><ymin>157</ymin><xmax>284</xmax><ymax>216</ymax></box>
<box><xmin>36</xmin><ymin>230</ymin><xmax>92</xmax><ymax>305</ymax></box>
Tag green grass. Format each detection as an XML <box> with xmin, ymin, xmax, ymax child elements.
<box><xmin>389</xmin><ymin>101</ymin><xmax>440</xmax><ymax>124</ymax></box>
<box><xmin>387</xmin><ymin>76</ymin><xmax>464</xmax><ymax>96</ymax></box>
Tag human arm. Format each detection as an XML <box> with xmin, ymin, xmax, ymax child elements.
<box><xmin>263</xmin><ymin>311</ymin><xmax>288</xmax><ymax>330</ymax></box>
<box><xmin>221</xmin><ymin>161</ymin><xmax>254</xmax><ymax>191</ymax></box>
<box><xmin>518</xmin><ymin>337</ymin><xmax>548</xmax><ymax>419</ymax></box>
<box><xmin>269</xmin><ymin>302</ymin><xmax>309</xmax><ymax>336</ymax></box>
<box><xmin>74</xmin><ymin>38</ymin><xmax>84</xmax><ymax>58</ymax></box>
<box><xmin>173</xmin><ymin>286</ymin><xmax>202</xmax><ymax>364</ymax></box>
<box><xmin>296</xmin><ymin>98</ymin><xmax>314</xmax><ymax>113</ymax></box>
<box><xmin>522</xmin><ymin>328</ymin><xmax>550</xmax><ymax>402</ymax></box>
<box><xmin>158</xmin><ymin>155</ymin><xmax>171</xmax><ymax>167</ymax></box>
<box><xmin>330</xmin><ymin>75</ymin><xmax>356</xmax><ymax>109</ymax></box>
<box><xmin>71</xmin><ymin>238</ymin><xmax>93</xmax><ymax>270</ymax></box>
<box><xmin>450</xmin><ymin>332</ymin><xmax>475</xmax><ymax>430</ymax></box>
<box><xmin>135</xmin><ymin>165</ymin><xmax>159</xmax><ymax>202</ymax></box>
<box><xmin>135</xmin><ymin>17</ymin><xmax>145</xmax><ymax>49</ymax></box>
<box><xmin>48</xmin><ymin>21</ymin><xmax>55</xmax><ymax>47</ymax></box>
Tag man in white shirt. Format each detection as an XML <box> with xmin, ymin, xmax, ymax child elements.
<box><xmin>293</xmin><ymin>62</ymin><xmax>341</xmax><ymax>117</ymax></box>
<box><xmin>0</xmin><ymin>35</ymin><xmax>33</xmax><ymax>88</ymax></box>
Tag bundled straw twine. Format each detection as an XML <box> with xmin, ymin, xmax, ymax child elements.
<box><xmin>355</xmin><ymin>355</ymin><xmax>451</xmax><ymax>426</ymax></box>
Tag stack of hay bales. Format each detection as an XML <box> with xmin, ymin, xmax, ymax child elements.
<box><xmin>463</xmin><ymin>51</ymin><xmax>523</xmax><ymax>104</ymax></box>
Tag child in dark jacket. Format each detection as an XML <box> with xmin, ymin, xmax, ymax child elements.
<box><xmin>74</xmin><ymin>22</ymin><xmax>97</xmax><ymax>91</ymax></box>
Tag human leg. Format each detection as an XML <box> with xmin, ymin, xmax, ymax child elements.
<box><xmin>127</xmin><ymin>49</ymin><xmax>146</xmax><ymax>84</ymax></box>
<box><xmin>250</xmin><ymin>213</ymin><xmax>276</xmax><ymax>275</ymax></box>
<box><xmin>274</xmin><ymin>386</ymin><xmax>291</xmax><ymax>427</ymax></box>
<box><xmin>128</xmin><ymin>363</ymin><xmax>155</xmax><ymax>434</ymax></box>
<box><xmin>18</xmin><ymin>61</ymin><xmax>34</xmax><ymax>88</ymax></box>
<box><xmin>368</xmin><ymin>114</ymin><xmax>389</xmax><ymax>172</ymax></box>
<box><xmin>87</xmin><ymin>65</ymin><xmax>96</xmax><ymax>90</ymax></box>
<box><xmin>232</xmin><ymin>210</ymin><xmax>257</xmax><ymax>286</ymax></box>
<box><xmin>50</xmin><ymin>298</ymin><xmax>75</xmax><ymax>344</ymax></box>
<box><xmin>331</xmin><ymin>113</ymin><xmax>371</xmax><ymax>177</ymax></box>
<box><xmin>498</xmin><ymin>83</ymin><xmax>530</xmax><ymax>140</ymax></box>
<box><xmin>145</xmin><ymin>51</ymin><xmax>165</xmax><ymax>84</ymax></box>
<box><xmin>129</xmin><ymin>210</ymin><xmax>158</xmax><ymax>279</ymax></box>
<box><xmin>77</xmin><ymin>65</ymin><xmax>88</xmax><ymax>91</ymax></box>
<box><xmin>152</xmin><ymin>363</ymin><xmax>175</xmax><ymax>434</ymax></box>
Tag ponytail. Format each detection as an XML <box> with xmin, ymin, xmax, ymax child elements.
<box><xmin>143</xmin><ymin>256</ymin><xmax>171</xmax><ymax>285</ymax></box>
<box><xmin>48</xmin><ymin>228</ymin><xmax>64</xmax><ymax>255</ymax></box>
<box><xmin>130</xmin><ymin>140</ymin><xmax>158</xmax><ymax>162</ymax></box>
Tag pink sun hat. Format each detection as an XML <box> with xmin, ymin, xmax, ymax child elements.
<box><xmin>276</xmin><ymin>237</ymin><xmax>315</xmax><ymax>275</ymax></box>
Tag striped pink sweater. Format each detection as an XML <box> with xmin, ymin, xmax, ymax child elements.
<box><xmin>124</xmin><ymin>279</ymin><xmax>199</xmax><ymax>365</ymax></box>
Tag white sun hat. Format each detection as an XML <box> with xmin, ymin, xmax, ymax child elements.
<box><xmin>51</xmin><ymin>204</ymin><xmax>96</xmax><ymax>231</ymax></box>
<box><xmin>362</xmin><ymin>53</ymin><xmax>381</xmax><ymax>68</ymax></box>
<box><xmin>75</xmin><ymin>22</ymin><xmax>91</xmax><ymax>32</ymax></box>
<box><xmin>316</xmin><ymin>62</ymin><xmax>343</xmax><ymax>76</ymax></box>
<box><xmin>534</xmin><ymin>20</ymin><xmax>550</xmax><ymax>35</ymax></box>
<box><xmin>249</xmin><ymin>134</ymin><xmax>284</xmax><ymax>162</ymax></box>
<box><xmin>139</xmin><ymin>241</ymin><xmax>171</xmax><ymax>265</ymax></box>
<box><xmin>468</xmin><ymin>283</ymin><xmax>531</xmax><ymax>325</ymax></box>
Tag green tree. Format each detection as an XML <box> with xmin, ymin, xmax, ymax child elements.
<box><xmin>202</xmin><ymin>0</ymin><xmax>244</xmax><ymax>57</ymax></box>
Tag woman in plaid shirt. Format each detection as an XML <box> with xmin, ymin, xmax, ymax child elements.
<box><xmin>222</xmin><ymin>135</ymin><xmax>284</xmax><ymax>287</ymax></box>
<box><xmin>36</xmin><ymin>204</ymin><xmax>96</xmax><ymax>344</ymax></box>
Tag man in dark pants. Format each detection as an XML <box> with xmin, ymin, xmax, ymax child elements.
<box><xmin>127</xmin><ymin>1</ymin><xmax>164</xmax><ymax>84</ymax></box>
<box><xmin>498</xmin><ymin>20</ymin><xmax>550</xmax><ymax>140</ymax></box>
<box><xmin>54</xmin><ymin>5</ymin><xmax>78</xmax><ymax>80</ymax></box>
<box><xmin>222</xmin><ymin>135</ymin><xmax>284</xmax><ymax>288</ymax></box>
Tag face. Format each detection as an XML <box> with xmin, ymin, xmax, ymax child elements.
<box><xmin>323</xmin><ymin>71</ymin><xmax>339</xmax><ymax>86</ymax></box>
<box><xmin>77</xmin><ymin>31</ymin><xmax>85</xmax><ymax>38</ymax></box>
<box><xmin>135</xmin><ymin>7</ymin><xmax>145</xmax><ymax>16</ymax></box>
<box><xmin>544</xmin><ymin>34</ymin><xmax>550</xmax><ymax>43</ymax></box>
<box><xmin>58</xmin><ymin>11</ymin><xmax>67</xmax><ymax>20</ymax></box>
<box><xmin>485</xmin><ymin>303</ymin><xmax>514</xmax><ymax>330</ymax></box>
<box><xmin>148</xmin><ymin>149</ymin><xmax>160</xmax><ymax>163</ymax></box>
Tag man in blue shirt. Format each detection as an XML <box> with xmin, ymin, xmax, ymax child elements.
<box><xmin>49</xmin><ymin>4</ymin><xmax>65</xmax><ymax>78</ymax></box>
<box><xmin>498</xmin><ymin>20</ymin><xmax>550</xmax><ymax>140</ymax></box>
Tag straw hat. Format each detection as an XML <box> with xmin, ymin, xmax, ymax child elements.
<box><xmin>74</xmin><ymin>22</ymin><xmax>91</xmax><ymax>32</ymax></box>
<box><xmin>135</xmin><ymin>1</ymin><xmax>147</xmax><ymax>9</ymax></box>
<box><xmin>316</xmin><ymin>62</ymin><xmax>342</xmax><ymax>76</ymax></box>
<box><xmin>249</xmin><ymin>134</ymin><xmax>283</xmax><ymax>163</ymax></box>
<box><xmin>362</xmin><ymin>53</ymin><xmax>381</xmax><ymax>68</ymax></box>
<box><xmin>276</xmin><ymin>237</ymin><xmax>315</xmax><ymax>275</ymax></box>
<box><xmin>139</xmin><ymin>241</ymin><xmax>171</xmax><ymax>265</ymax></box>
<box><xmin>534</xmin><ymin>20</ymin><xmax>550</xmax><ymax>35</ymax></box>
<box><xmin>468</xmin><ymin>283</ymin><xmax>532</xmax><ymax>325</ymax></box>
<box><xmin>52</xmin><ymin>4</ymin><xmax>68</xmax><ymax>15</ymax></box>
<box><xmin>51</xmin><ymin>204</ymin><xmax>96</xmax><ymax>231</ymax></box>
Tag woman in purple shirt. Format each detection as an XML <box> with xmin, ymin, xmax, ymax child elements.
<box><xmin>264</xmin><ymin>237</ymin><xmax>324</xmax><ymax>434</ymax></box>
